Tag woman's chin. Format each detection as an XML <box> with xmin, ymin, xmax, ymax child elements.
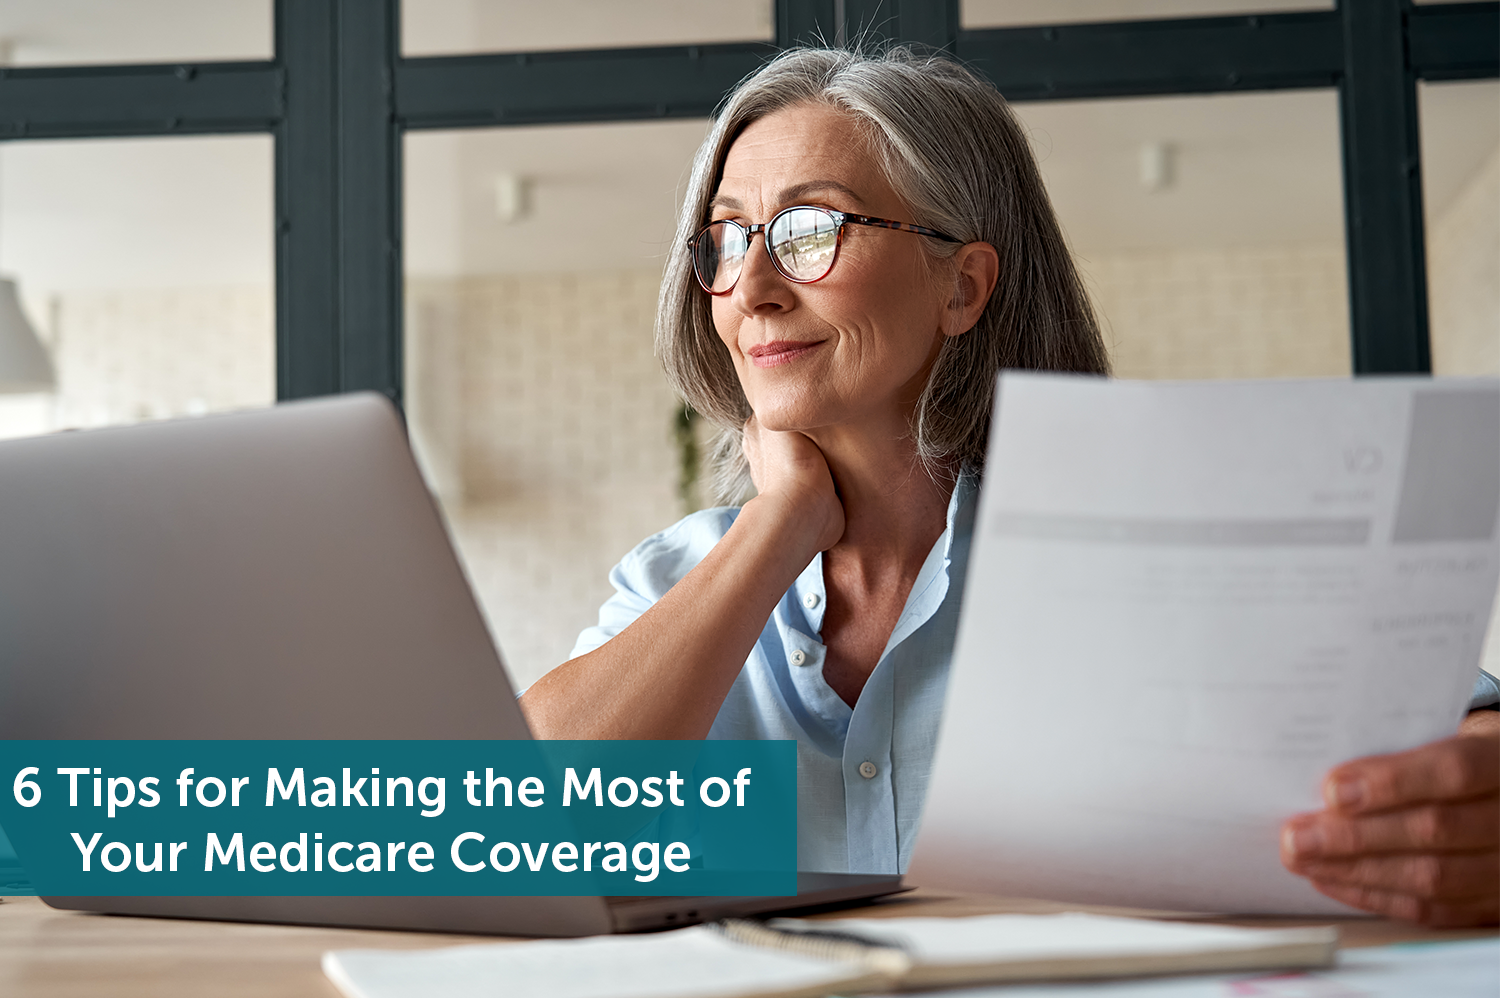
<box><xmin>749</xmin><ymin>406</ymin><xmax>829</xmax><ymax>436</ymax></box>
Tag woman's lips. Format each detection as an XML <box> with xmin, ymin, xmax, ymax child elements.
<box><xmin>746</xmin><ymin>339</ymin><xmax>825</xmax><ymax>368</ymax></box>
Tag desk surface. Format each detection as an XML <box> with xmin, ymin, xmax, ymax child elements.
<box><xmin>2</xmin><ymin>891</ymin><xmax>1493</xmax><ymax>998</ymax></box>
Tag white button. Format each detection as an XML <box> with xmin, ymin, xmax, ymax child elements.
<box><xmin>858</xmin><ymin>761</ymin><xmax>877</xmax><ymax>779</ymax></box>
<box><xmin>803</xmin><ymin>592</ymin><xmax>820</xmax><ymax>609</ymax></box>
<box><xmin>789</xmin><ymin>650</ymin><xmax>807</xmax><ymax>667</ymax></box>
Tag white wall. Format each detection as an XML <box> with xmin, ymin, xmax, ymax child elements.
<box><xmin>1089</xmin><ymin>244</ymin><xmax>1350</xmax><ymax>380</ymax></box>
<box><xmin>406</xmin><ymin>272</ymin><xmax>681</xmax><ymax>686</ymax></box>
<box><xmin>0</xmin><ymin>135</ymin><xmax>274</xmax><ymax>292</ymax></box>
<box><xmin>0</xmin><ymin>0</ymin><xmax>271</xmax><ymax>66</ymax></box>
<box><xmin>1429</xmin><ymin>146</ymin><xmax>1500</xmax><ymax>377</ymax></box>
<box><xmin>48</xmin><ymin>286</ymin><xmax>273</xmax><ymax>429</ymax></box>
<box><xmin>403</xmin><ymin>121</ymin><xmax>710</xmax><ymax>277</ymax></box>
<box><xmin>962</xmin><ymin>0</ymin><xmax>1329</xmax><ymax>28</ymax></box>
<box><xmin>0</xmin><ymin>135</ymin><xmax>275</xmax><ymax>441</ymax></box>
<box><xmin>403</xmin><ymin>0</ymin><xmax>772</xmax><ymax>55</ymax></box>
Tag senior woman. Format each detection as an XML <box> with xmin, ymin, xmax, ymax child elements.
<box><xmin>521</xmin><ymin>47</ymin><xmax>1500</xmax><ymax>927</ymax></box>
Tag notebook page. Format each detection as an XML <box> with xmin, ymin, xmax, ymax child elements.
<box><xmin>770</xmin><ymin>913</ymin><xmax>1332</xmax><ymax>963</ymax></box>
<box><xmin>849</xmin><ymin>938</ymin><xmax>1498</xmax><ymax>998</ymax></box>
<box><xmin>323</xmin><ymin>925</ymin><xmax>881</xmax><ymax>998</ymax></box>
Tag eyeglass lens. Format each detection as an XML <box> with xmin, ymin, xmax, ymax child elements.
<box><xmin>692</xmin><ymin>207</ymin><xmax>841</xmax><ymax>293</ymax></box>
<box><xmin>694</xmin><ymin>221</ymin><xmax>749</xmax><ymax>295</ymax></box>
<box><xmin>769</xmin><ymin>208</ymin><xmax>839</xmax><ymax>282</ymax></box>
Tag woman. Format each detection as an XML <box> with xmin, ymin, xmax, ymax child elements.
<box><xmin>521</xmin><ymin>47</ymin><xmax>1499</xmax><ymax>926</ymax></box>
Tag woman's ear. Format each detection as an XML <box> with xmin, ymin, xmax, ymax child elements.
<box><xmin>943</xmin><ymin>241</ymin><xmax>1000</xmax><ymax>338</ymax></box>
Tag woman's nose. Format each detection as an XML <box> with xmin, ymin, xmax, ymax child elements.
<box><xmin>728</xmin><ymin>234</ymin><xmax>794</xmax><ymax>316</ymax></box>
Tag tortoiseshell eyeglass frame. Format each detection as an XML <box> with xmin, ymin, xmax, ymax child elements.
<box><xmin>688</xmin><ymin>205</ymin><xmax>963</xmax><ymax>296</ymax></box>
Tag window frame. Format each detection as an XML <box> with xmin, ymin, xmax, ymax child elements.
<box><xmin>0</xmin><ymin>0</ymin><xmax>1493</xmax><ymax>403</ymax></box>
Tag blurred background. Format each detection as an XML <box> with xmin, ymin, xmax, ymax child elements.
<box><xmin>0</xmin><ymin>0</ymin><xmax>1494</xmax><ymax>694</ymax></box>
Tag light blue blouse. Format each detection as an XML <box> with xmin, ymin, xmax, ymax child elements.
<box><xmin>572</xmin><ymin>475</ymin><xmax>1500</xmax><ymax>875</ymax></box>
<box><xmin>572</xmin><ymin>475</ymin><xmax>978</xmax><ymax>875</ymax></box>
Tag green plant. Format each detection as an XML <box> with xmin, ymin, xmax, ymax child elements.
<box><xmin>674</xmin><ymin>401</ymin><xmax>701</xmax><ymax>514</ymax></box>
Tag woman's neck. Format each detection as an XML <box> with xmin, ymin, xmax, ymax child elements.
<box><xmin>801</xmin><ymin>417</ymin><xmax>957</xmax><ymax>708</ymax></box>
<box><xmin>806</xmin><ymin>420</ymin><xmax>957</xmax><ymax>576</ymax></box>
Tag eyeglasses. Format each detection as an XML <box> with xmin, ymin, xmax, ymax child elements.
<box><xmin>688</xmin><ymin>205</ymin><xmax>962</xmax><ymax>296</ymax></box>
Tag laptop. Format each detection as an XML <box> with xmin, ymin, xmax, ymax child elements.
<box><xmin>0</xmin><ymin>393</ymin><xmax>903</xmax><ymax>935</ymax></box>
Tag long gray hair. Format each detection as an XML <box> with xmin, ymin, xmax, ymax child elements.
<box><xmin>657</xmin><ymin>46</ymin><xmax>1109</xmax><ymax>503</ymax></box>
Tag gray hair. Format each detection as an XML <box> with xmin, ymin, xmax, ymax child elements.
<box><xmin>656</xmin><ymin>46</ymin><xmax>1109</xmax><ymax>503</ymax></box>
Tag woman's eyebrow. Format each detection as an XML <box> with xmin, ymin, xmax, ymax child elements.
<box><xmin>707</xmin><ymin>180</ymin><xmax>867</xmax><ymax>215</ymax></box>
<box><xmin>778</xmin><ymin>180</ymin><xmax>866</xmax><ymax>207</ymax></box>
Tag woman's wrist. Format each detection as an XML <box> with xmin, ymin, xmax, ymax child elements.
<box><xmin>738</xmin><ymin>488</ymin><xmax>841</xmax><ymax>562</ymax></box>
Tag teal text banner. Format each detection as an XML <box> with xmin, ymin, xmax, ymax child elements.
<box><xmin>0</xmin><ymin>740</ymin><xmax>796</xmax><ymax>897</ymax></box>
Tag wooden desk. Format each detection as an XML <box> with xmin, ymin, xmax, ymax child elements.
<box><xmin>1</xmin><ymin>892</ymin><xmax>1493</xmax><ymax>998</ymax></box>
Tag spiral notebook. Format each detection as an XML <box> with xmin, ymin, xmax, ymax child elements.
<box><xmin>322</xmin><ymin>912</ymin><xmax>1336</xmax><ymax>998</ymax></box>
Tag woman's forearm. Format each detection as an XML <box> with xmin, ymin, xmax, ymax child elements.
<box><xmin>519</xmin><ymin>493</ymin><xmax>825</xmax><ymax>739</ymax></box>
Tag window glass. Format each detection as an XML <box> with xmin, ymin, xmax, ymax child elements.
<box><xmin>403</xmin><ymin>0</ymin><xmax>775</xmax><ymax>57</ymax></box>
<box><xmin>962</xmin><ymin>0</ymin><xmax>1330</xmax><ymax>29</ymax></box>
<box><xmin>0</xmin><ymin>0</ymin><xmax>271</xmax><ymax>66</ymax></box>
<box><xmin>1010</xmin><ymin>88</ymin><xmax>1350</xmax><ymax>379</ymax></box>
<box><xmin>0</xmin><ymin>135</ymin><xmax>274</xmax><ymax>439</ymax></box>
<box><xmin>1416</xmin><ymin>76</ymin><xmax>1500</xmax><ymax>697</ymax></box>
<box><xmin>404</xmin><ymin>120</ymin><xmax>710</xmax><ymax>689</ymax></box>
<box><xmin>1418</xmin><ymin>79</ymin><xmax>1499</xmax><ymax>378</ymax></box>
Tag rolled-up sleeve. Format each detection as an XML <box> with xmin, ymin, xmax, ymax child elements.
<box><xmin>1471</xmin><ymin>669</ymin><xmax>1500</xmax><ymax>711</ymax></box>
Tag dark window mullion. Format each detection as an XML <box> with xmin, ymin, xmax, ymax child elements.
<box><xmin>0</xmin><ymin>62</ymin><xmax>280</xmax><ymax>138</ymax></box>
<box><xmin>64</xmin><ymin>0</ymin><xmax>1474</xmax><ymax>405</ymax></box>
<box><xmin>1409</xmin><ymin>1</ymin><xmax>1500</xmax><ymax>82</ymax></box>
<box><xmin>337</xmin><ymin>0</ymin><xmax>402</xmax><ymax>403</ymax></box>
<box><xmin>840</xmin><ymin>0</ymin><xmax>959</xmax><ymax>50</ymax></box>
<box><xmin>779</xmin><ymin>0</ymin><xmax>837</xmax><ymax>47</ymax></box>
<box><xmin>396</xmin><ymin>44</ymin><xmax>776</xmax><ymax>130</ymax></box>
<box><xmin>1339</xmin><ymin>0</ymin><xmax>1431</xmax><ymax>375</ymax></box>
<box><xmin>957</xmin><ymin>12</ymin><xmax>1342</xmax><ymax>101</ymax></box>
<box><xmin>276</xmin><ymin>0</ymin><xmax>341</xmax><ymax>400</ymax></box>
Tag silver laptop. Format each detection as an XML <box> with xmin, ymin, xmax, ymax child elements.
<box><xmin>0</xmin><ymin>393</ymin><xmax>902</xmax><ymax>935</ymax></box>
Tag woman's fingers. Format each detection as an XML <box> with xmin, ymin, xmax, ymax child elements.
<box><xmin>1307</xmin><ymin>879</ymin><xmax>1500</xmax><ymax>928</ymax></box>
<box><xmin>1320</xmin><ymin>733</ymin><xmax>1499</xmax><ymax>814</ymax></box>
<box><xmin>742</xmin><ymin>415</ymin><xmax>823</xmax><ymax>490</ymax></box>
<box><xmin>1280</xmin><ymin>724</ymin><xmax>1500</xmax><ymax>925</ymax></box>
<box><xmin>1289</xmin><ymin>847</ymin><xmax>1498</xmax><ymax>901</ymax></box>
<box><xmin>1283</xmin><ymin>796</ymin><xmax>1499</xmax><ymax>857</ymax></box>
<box><xmin>741</xmin><ymin>416</ymin><xmax>845</xmax><ymax>551</ymax></box>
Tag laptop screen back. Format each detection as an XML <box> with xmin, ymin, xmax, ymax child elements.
<box><xmin>0</xmin><ymin>393</ymin><xmax>527</xmax><ymax>741</ymax></box>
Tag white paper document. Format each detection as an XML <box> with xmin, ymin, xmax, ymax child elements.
<box><xmin>895</xmin><ymin>938</ymin><xmax>1500</xmax><ymax>998</ymax></box>
<box><xmin>910</xmin><ymin>374</ymin><xmax>1500</xmax><ymax>915</ymax></box>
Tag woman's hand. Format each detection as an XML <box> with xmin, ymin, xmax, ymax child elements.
<box><xmin>520</xmin><ymin>415</ymin><xmax>849</xmax><ymax>740</ymax></box>
<box><xmin>1280</xmin><ymin>710</ymin><xmax>1499</xmax><ymax>926</ymax></box>
<box><xmin>741</xmin><ymin>415</ymin><xmax>845</xmax><ymax>553</ymax></box>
